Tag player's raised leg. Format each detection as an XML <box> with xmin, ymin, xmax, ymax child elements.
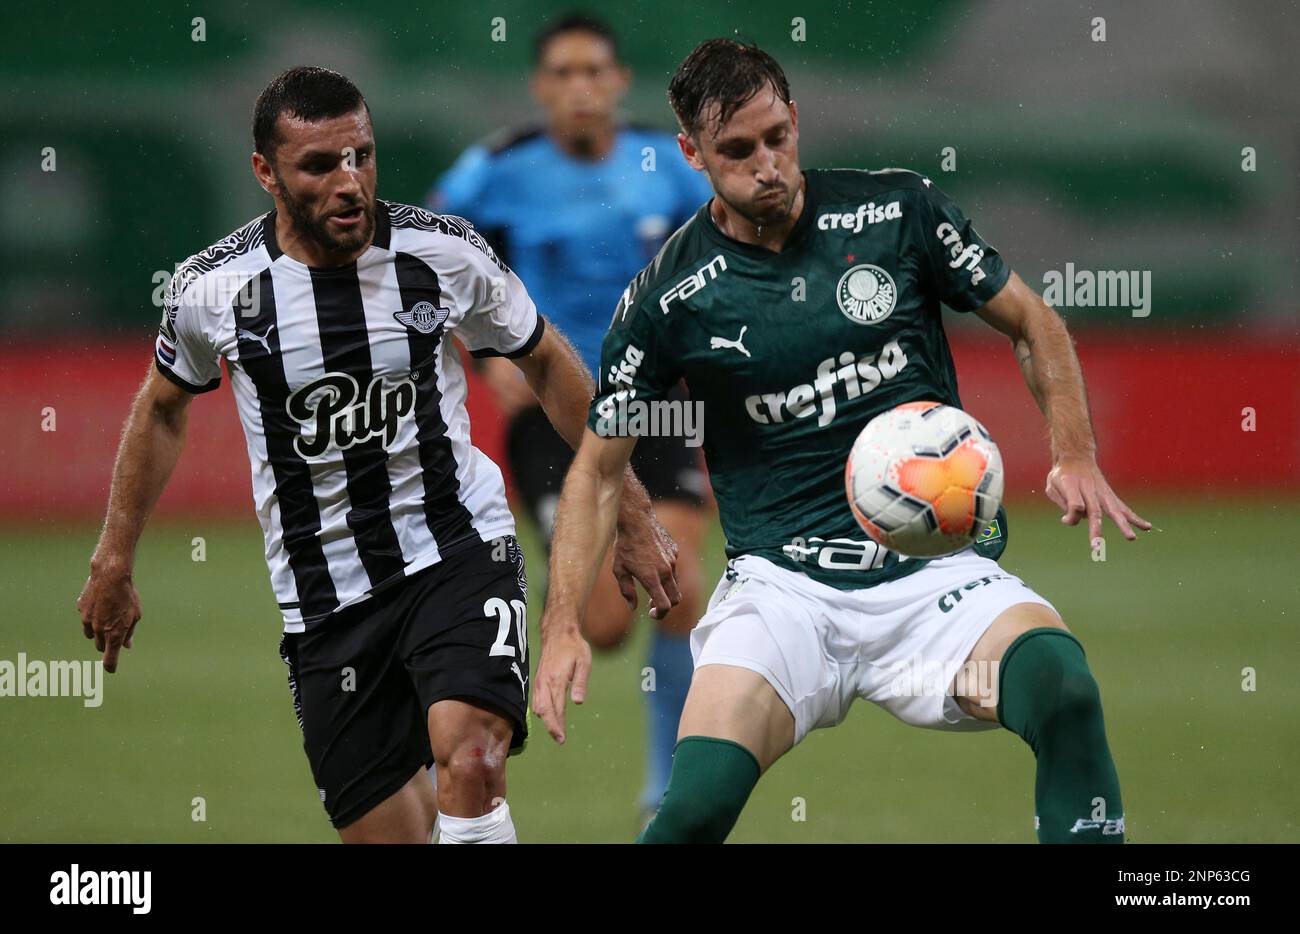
<box><xmin>637</xmin><ymin>664</ymin><xmax>794</xmax><ymax>844</ymax></box>
<box><xmin>955</xmin><ymin>603</ymin><xmax>1126</xmax><ymax>843</ymax></box>
<box><xmin>427</xmin><ymin>699</ymin><xmax>519</xmax><ymax>844</ymax></box>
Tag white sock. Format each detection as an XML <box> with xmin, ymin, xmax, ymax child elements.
<box><xmin>437</xmin><ymin>800</ymin><xmax>517</xmax><ymax>844</ymax></box>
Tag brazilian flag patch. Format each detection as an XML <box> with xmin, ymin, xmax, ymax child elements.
<box><xmin>976</xmin><ymin>518</ymin><xmax>1002</xmax><ymax>544</ymax></box>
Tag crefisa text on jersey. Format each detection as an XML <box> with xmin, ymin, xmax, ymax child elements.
<box><xmin>745</xmin><ymin>339</ymin><xmax>909</xmax><ymax>427</ymax></box>
<box><xmin>934</xmin><ymin>222</ymin><xmax>988</xmax><ymax>285</ymax></box>
<box><xmin>816</xmin><ymin>200</ymin><xmax>903</xmax><ymax>233</ymax></box>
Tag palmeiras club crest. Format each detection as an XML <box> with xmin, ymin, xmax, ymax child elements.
<box><xmin>835</xmin><ymin>264</ymin><xmax>897</xmax><ymax>324</ymax></box>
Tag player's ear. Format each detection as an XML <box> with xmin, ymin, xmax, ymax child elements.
<box><xmin>251</xmin><ymin>151</ymin><xmax>277</xmax><ymax>196</ymax></box>
<box><xmin>788</xmin><ymin>99</ymin><xmax>799</xmax><ymax>134</ymax></box>
<box><xmin>677</xmin><ymin>132</ymin><xmax>704</xmax><ymax>171</ymax></box>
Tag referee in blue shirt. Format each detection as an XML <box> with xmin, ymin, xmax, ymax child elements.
<box><xmin>430</xmin><ymin>13</ymin><xmax>713</xmax><ymax>821</ymax></box>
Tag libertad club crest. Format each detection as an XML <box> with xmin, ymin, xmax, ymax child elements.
<box><xmin>835</xmin><ymin>264</ymin><xmax>897</xmax><ymax>325</ymax></box>
<box><xmin>394</xmin><ymin>300</ymin><xmax>449</xmax><ymax>335</ymax></box>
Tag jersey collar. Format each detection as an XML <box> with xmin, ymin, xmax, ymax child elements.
<box><xmin>697</xmin><ymin>171</ymin><xmax>816</xmax><ymax>259</ymax></box>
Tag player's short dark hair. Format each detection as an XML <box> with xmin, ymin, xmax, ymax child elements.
<box><xmin>533</xmin><ymin>12</ymin><xmax>621</xmax><ymax>64</ymax></box>
<box><xmin>253</xmin><ymin>66</ymin><xmax>370</xmax><ymax>158</ymax></box>
<box><xmin>668</xmin><ymin>39</ymin><xmax>791</xmax><ymax>138</ymax></box>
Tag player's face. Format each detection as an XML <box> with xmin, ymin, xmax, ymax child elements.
<box><xmin>680</xmin><ymin>90</ymin><xmax>801</xmax><ymax>228</ymax></box>
<box><xmin>532</xmin><ymin>32</ymin><xmax>628</xmax><ymax>139</ymax></box>
<box><xmin>255</xmin><ymin>107</ymin><xmax>377</xmax><ymax>257</ymax></box>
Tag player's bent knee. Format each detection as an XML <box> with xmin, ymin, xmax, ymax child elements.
<box><xmin>436</xmin><ymin>737</ymin><xmax>510</xmax><ymax>815</ymax></box>
<box><xmin>583</xmin><ymin>613</ymin><xmax>633</xmax><ymax>651</ymax></box>
<box><xmin>1046</xmin><ymin>666</ymin><xmax>1104</xmax><ymax>726</ymax></box>
<box><xmin>996</xmin><ymin>627</ymin><xmax>1102</xmax><ymax>735</ymax></box>
<box><xmin>443</xmin><ymin>744</ymin><xmax>505</xmax><ymax>789</ymax></box>
<box><xmin>583</xmin><ymin>580</ymin><xmax>635</xmax><ymax>650</ymax></box>
<box><xmin>427</xmin><ymin>698</ymin><xmax>513</xmax><ymax>811</ymax></box>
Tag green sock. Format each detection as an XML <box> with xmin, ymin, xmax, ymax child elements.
<box><xmin>997</xmin><ymin>628</ymin><xmax>1125</xmax><ymax>843</ymax></box>
<box><xmin>636</xmin><ymin>736</ymin><xmax>760</xmax><ymax>844</ymax></box>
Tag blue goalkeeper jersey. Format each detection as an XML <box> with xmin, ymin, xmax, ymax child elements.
<box><xmin>429</xmin><ymin>122</ymin><xmax>714</xmax><ymax>378</ymax></box>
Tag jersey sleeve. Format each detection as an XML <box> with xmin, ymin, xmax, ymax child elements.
<box><xmin>447</xmin><ymin>222</ymin><xmax>545</xmax><ymax>359</ymax></box>
<box><xmin>918</xmin><ymin>180</ymin><xmax>1010</xmax><ymax>312</ymax></box>
<box><xmin>155</xmin><ymin>273</ymin><xmax>222</xmax><ymax>393</ymax></box>
<box><xmin>586</xmin><ymin>282</ymin><xmax>682</xmax><ymax>437</ymax></box>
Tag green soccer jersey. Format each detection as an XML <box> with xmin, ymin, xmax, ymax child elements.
<box><xmin>587</xmin><ymin>167</ymin><xmax>1012</xmax><ymax>590</ymax></box>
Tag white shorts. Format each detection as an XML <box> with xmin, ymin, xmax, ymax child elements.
<box><xmin>690</xmin><ymin>550</ymin><xmax>1057</xmax><ymax>744</ymax></box>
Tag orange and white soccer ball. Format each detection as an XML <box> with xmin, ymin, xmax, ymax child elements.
<box><xmin>845</xmin><ymin>401</ymin><xmax>1003</xmax><ymax>558</ymax></box>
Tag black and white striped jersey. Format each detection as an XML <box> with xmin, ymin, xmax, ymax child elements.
<box><xmin>156</xmin><ymin>200</ymin><xmax>545</xmax><ymax>631</ymax></box>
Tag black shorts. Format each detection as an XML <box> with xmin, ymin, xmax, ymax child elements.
<box><xmin>508</xmin><ymin>386</ymin><xmax>706</xmax><ymax>541</ymax></box>
<box><xmin>278</xmin><ymin>535</ymin><xmax>529</xmax><ymax>829</ymax></box>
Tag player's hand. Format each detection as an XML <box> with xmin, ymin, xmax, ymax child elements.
<box><xmin>1046</xmin><ymin>457</ymin><xmax>1152</xmax><ymax>544</ymax></box>
<box><xmin>76</xmin><ymin>561</ymin><xmax>142</xmax><ymax>674</ymax></box>
<box><xmin>532</xmin><ymin>621</ymin><xmax>592</xmax><ymax>744</ymax></box>
<box><xmin>612</xmin><ymin>510</ymin><xmax>681</xmax><ymax>620</ymax></box>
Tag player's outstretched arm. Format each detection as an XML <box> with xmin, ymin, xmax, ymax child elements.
<box><xmin>532</xmin><ymin>429</ymin><xmax>642</xmax><ymax>744</ymax></box>
<box><xmin>77</xmin><ymin>363</ymin><xmax>196</xmax><ymax>673</ymax></box>
<box><xmin>976</xmin><ymin>272</ymin><xmax>1153</xmax><ymax>544</ymax></box>
<box><xmin>510</xmin><ymin>327</ymin><xmax>679</xmax><ymax>616</ymax></box>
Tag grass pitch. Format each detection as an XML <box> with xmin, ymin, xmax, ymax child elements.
<box><xmin>1</xmin><ymin>495</ymin><xmax>1295</xmax><ymax>842</ymax></box>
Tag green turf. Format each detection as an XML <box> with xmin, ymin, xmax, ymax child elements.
<box><xmin>1</xmin><ymin>496</ymin><xmax>1296</xmax><ymax>842</ymax></box>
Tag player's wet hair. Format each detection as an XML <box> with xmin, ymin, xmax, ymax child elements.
<box><xmin>253</xmin><ymin>66</ymin><xmax>370</xmax><ymax>158</ymax></box>
<box><xmin>668</xmin><ymin>39</ymin><xmax>791</xmax><ymax>139</ymax></box>
<box><xmin>533</xmin><ymin>12</ymin><xmax>621</xmax><ymax>64</ymax></box>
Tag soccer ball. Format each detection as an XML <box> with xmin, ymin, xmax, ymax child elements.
<box><xmin>845</xmin><ymin>401</ymin><xmax>1003</xmax><ymax>558</ymax></box>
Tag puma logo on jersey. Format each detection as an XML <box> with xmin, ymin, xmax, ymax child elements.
<box><xmin>710</xmin><ymin>325</ymin><xmax>750</xmax><ymax>357</ymax></box>
<box><xmin>659</xmin><ymin>254</ymin><xmax>727</xmax><ymax>315</ymax></box>
<box><xmin>238</xmin><ymin>324</ymin><xmax>276</xmax><ymax>356</ymax></box>
<box><xmin>817</xmin><ymin>200</ymin><xmax>902</xmax><ymax>233</ymax></box>
<box><xmin>287</xmin><ymin>372</ymin><xmax>416</xmax><ymax>458</ymax></box>
<box><xmin>744</xmin><ymin>339</ymin><xmax>909</xmax><ymax>428</ymax></box>
<box><xmin>935</xmin><ymin>223</ymin><xmax>987</xmax><ymax>285</ymax></box>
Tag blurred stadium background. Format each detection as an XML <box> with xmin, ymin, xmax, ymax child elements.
<box><xmin>1</xmin><ymin>0</ymin><xmax>1296</xmax><ymax>842</ymax></box>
